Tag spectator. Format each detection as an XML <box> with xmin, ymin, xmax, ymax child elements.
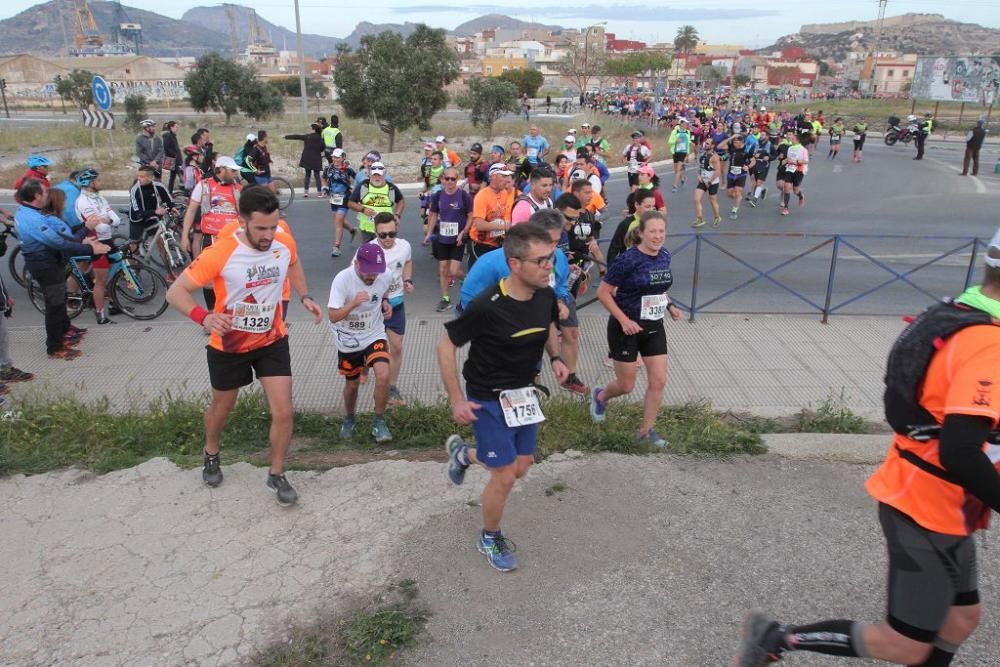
<box><xmin>14</xmin><ymin>155</ymin><xmax>52</xmax><ymax>202</ymax></box>
<box><xmin>284</xmin><ymin>123</ymin><xmax>325</xmax><ymax>198</ymax></box>
<box><xmin>135</xmin><ymin>120</ymin><xmax>165</xmax><ymax>172</ymax></box>
<box><xmin>161</xmin><ymin>120</ymin><xmax>181</xmax><ymax>193</ymax></box>
<box><xmin>961</xmin><ymin>119</ymin><xmax>987</xmax><ymax>176</ymax></box>
<box><xmin>322</xmin><ymin>114</ymin><xmax>343</xmax><ymax>154</ymax></box>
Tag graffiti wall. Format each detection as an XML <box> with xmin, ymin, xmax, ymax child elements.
<box><xmin>6</xmin><ymin>80</ymin><xmax>188</xmax><ymax>102</ymax></box>
<box><xmin>911</xmin><ymin>57</ymin><xmax>1000</xmax><ymax>104</ymax></box>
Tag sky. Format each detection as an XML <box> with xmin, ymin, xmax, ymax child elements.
<box><xmin>7</xmin><ymin>0</ymin><xmax>999</xmax><ymax>49</ymax></box>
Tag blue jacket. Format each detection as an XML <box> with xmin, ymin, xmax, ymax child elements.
<box><xmin>460</xmin><ymin>246</ymin><xmax>570</xmax><ymax>309</ymax></box>
<box><xmin>15</xmin><ymin>204</ymin><xmax>92</xmax><ymax>267</ymax></box>
<box><xmin>53</xmin><ymin>180</ymin><xmax>83</xmax><ymax>231</ymax></box>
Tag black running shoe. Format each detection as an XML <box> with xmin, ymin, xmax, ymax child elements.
<box><xmin>267</xmin><ymin>472</ymin><xmax>299</xmax><ymax>506</ymax></box>
<box><xmin>735</xmin><ymin>609</ymin><xmax>786</xmax><ymax>666</ymax></box>
<box><xmin>202</xmin><ymin>451</ymin><xmax>223</xmax><ymax>487</ymax></box>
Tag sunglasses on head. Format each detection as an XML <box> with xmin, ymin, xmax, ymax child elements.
<box><xmin>377</xmin><ymin>231</ymin><xmax>398</xmax><ymax>239</ymax></box>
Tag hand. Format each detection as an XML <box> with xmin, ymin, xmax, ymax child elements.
<box><xmin>155</xmin><ymin>207</ymin><xmax>167</xmax><ymax>217</ymax></box>
<box><xmin>204</xmin><ymin>312</ymin><xmax>233</xmax><ymax>336</ymax></box>
<box><xmin>620</xmin><ymin>317</ymin><xmax>642</xmax><ymax>335</ymax></box>
<box><xmin>354</xmin><ymin>291</ymin><xmax>369</xmax><ymax>307</ymax></box>
<box><xmin>551</xmin><ymin>359</ymin><xmax>570</xmax><ymax>385</ymax></box>
<box><xmin>668</xmin><ymin>304</ymin><xmax>683</xmax><ymax>321</ymax></box>
<box><xmin>451</xmin><ymin>398</ymin><xmax>482</xmax><ymax>425</ymax></box>
<box><xmin>150</xmin><ymin>161</ymin><xmax>159</xmax><ymax>169</ymax></box>
<box><xmin>301</xmin><ymin>296</ymin><xmax>322</xmax><ymax>324</ymax></box>
<box><xmin>83</xmin><ymin>217</ymin><xmax>101</xmax><ymax>230</ymax></box>
<box><xmin>180</xmin><ymin>237</ymin><xmax>190</xmax><ymax>254</ymax></box>
<box><xmin>382</xmin><ymin>300</ymin><xmax>393</xmax><ymax>318</ymax></box>
<box><xmin>363</xmin><ymin>207</ymin><xmax>376</xmax><ymax>218</ymax></box>
<box><xmin>86</xmin><ymin>238</ymin><xmax>111</xmax><ymax>254</ymax></box>
<box><xmin>557</xmin><ymin>300</ymin><xmax>569</xmax><ymax>321</ymax></box>
<box><xmin>403</xmin><ymin>281</ymin><xmax>414</xmax><ymax>295</ymax></box>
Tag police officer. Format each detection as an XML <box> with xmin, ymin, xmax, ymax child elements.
<box><xmin>914</xmin><ymin>112</ymin><xmax>933</xmax><ymax>160</ymax></box>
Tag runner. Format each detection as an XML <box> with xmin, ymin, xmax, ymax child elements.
<box><xmin>347</xmin><ymin>162</ymin><xmax>405</xmax><ymax>243</ymax></box>
<box><xmin>440</xmin><ymin>222</ymin><xmax>570</xmax><ymax>572</ymax></box>
<box><xmin>522</xmin><ymin>126</ymin><xmax>550</xmax><ymax>168</ymax></box>
<box><xmin>828</xmin><ymin>118</ymin><xmax>845</xmax><ymax>160</ymax></box>
<box><xmin>773</xmin><ymin>130</ymin><xmax>793</xmax><ymax>204</ymax></box>
<box><xmin>166</xmin><ymin>186</ymin><xmax>323</xmax><ymax>506</ymax></box>
<box><xmin>588</xmin><ymin>125</ymin><xmax>611</xmax><ymax>163</ymax></box>
<box><xmin>322</xmin><ymin>148</ymin><xmax>358</xmax><ymax>257</ymax></box>
<box><xmin>852</xmin><ymin>117</ymin><xmax>868</xmax><ymax>163</ymax></box>
<box><xmin>464</xmin><ymin>143</ymin><xmax>485</xmax><ymax>196</ymax></box>
<box><xmin>607</xmin><ymin>190</ymin><xmax>657</xmax><ymax>265</ymax></box>
<box><xmin>736</xmin><ymin>228</ymin><xmax>1000</xmax><ymax>667</ymax></box>
<box><xmin>328</xmin><ymin>241</ymin><xmax>395</xmax><ymax>443</ymax></box>
<box><xmin>591</xmin><ymin>210</ymin><xmax>682</xmax><ymax>447</ymax></box>
<box><xmin>429</xmin><ymin>167</ymin><xmax>472</xmax><ymax>312</ymax></box>
<box><xmin>780</xmin><ymin>133</ymin><xmax>810</xmax><ymax>217</ymax></box>
<box><xmin>435</xmin><ymin>136</ymin><xmax>461</xmax><ymax>169</ymax></box>
<box><xmin>668</xmin><ymin>118</ymin><xmax>692</xmax><ymax>193</ymax></box>
<box><xmin>635</xmin><ymin>165</ymin><xmax>666</xmax><ymax>213</ymax></box>
<box><xmin>623</xmin><ymin>131</ymin><xmax>652</xmax><ymax>192</ymax></box>
<box><xmin>468</xmin><ymin>163</ymin><xmax>515</xmax><ymax>269</ymax></box>
<box><xmin>719</xmin><ymin>134</ymin><xmax>755</xmax><ymax>220</ymax></box>
<box><xmin>420</xmin><ymin>150</ymin><xmax>445</xmax><ymax>244</ymax></box>
<box><xmin>511</xmin><ymin>167</ymin><xmax>554</xmax><ymax>225</ymax></box>
<box><xmin>746</xmin><ymin>132</ymin><xmax>772</xmax><ymax>208</ymax></box>
<box><xmin>692</xmin><ymin>138</ymin><xmax>723</xmax><ymax>228</ymax></box>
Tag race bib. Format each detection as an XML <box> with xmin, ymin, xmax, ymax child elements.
<box><xmin>490</xmin><ymin>220</ymin><xmax>506</xmax><ymax>238</ymax></box>
<box><xmin>729</xmin><ymin>165</ymin><xmax>743</xmax><ymax>176</ymax></box>
<box><xmin>499</xmin><ymin>387</ymin><xmax>545</xmax><ymax>427</ymax></box>
<box><xmin>329</xmin><ymin>193</ymin><xmax>345</xmax><ymax>206</ymax></box>
<box><xmin>345</xmin><ymin>309</ymin><xmax>375</xmax><ymax>331</ymax></box>
<box><xmin>785</xmin><ymin>163</ymin><xmax>798</xmax><ymax>173</ymax></box>
<box><xmin>640</xmin><ymin>294</ymin><xmax>668</xmax><ymax>321</ymax></box>
<box><xmin>231</xmin><ymin>302</ymin><xmax>276</xmax><ymax>333</ymax></box>
<box><xmin>676</xmin><ymin>135</ymin><xmax>689</xmax><ymax>153</ymax></box>
<box><xmin>439</xmin><ymin>221</ymin><xmax>459</xmax><ymax>237</ymax></box>
<box><xmin>526</xmin><ymin>147</ymin><xmax>539</xmax><ymax>158</ymax></box>
<box><xmin>700</xmin><ymin>169</ymin><xmax>714</xmax><ymax>181</ymax></box>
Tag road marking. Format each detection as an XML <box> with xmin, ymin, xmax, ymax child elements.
<box><xmin>938</xmin><ymin>160</ymin><xmax>987</xmax><ymax>193</ymax></box>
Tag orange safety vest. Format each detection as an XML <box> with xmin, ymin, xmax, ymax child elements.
<box><xmin>199</xmin><ymin>177</ymin><xmax>242</xmax><ymax>236</ymax></box>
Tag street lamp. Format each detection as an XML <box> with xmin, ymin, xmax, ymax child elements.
<box><xmin>293</xmin><ymin>0</ymin><xmax>308</xmax><ymax>119</ymax></box>
<box><xmin>582</xmin><ymin>22</ymin><xmax>607</xmax><ymax>95</ymax></box>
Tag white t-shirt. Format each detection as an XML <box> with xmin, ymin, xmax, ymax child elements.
<box><xmin>327</xmin><ymin>266</ymin><xmax>393</xmax><ymax>353</ymax></box>
<box><xmin>359</xmin><ymin>239</ymin><xmax>411</xmax><ymax>305</ymax></box>
<box><xmin>75</xmin><ymin>191</ymin><xmax>120</xmax><ymax>227</ymax></box>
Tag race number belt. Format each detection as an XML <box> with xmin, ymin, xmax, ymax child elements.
<box><xmin>329</xmin><ymin>193</ymin><xmax>345</xmax><ymax>206</ymax></box>
<box><xmin>439</xmin><ymin>221</ymin><xmax>459</xmax><ymax>237</ymax></box>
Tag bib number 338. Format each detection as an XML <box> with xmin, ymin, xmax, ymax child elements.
<box><xmin>499</xmin><ymin>387</ymin><xmax>545</xmax><ymax>427</ymax></box>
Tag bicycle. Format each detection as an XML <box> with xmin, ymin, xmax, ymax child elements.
<box><xmin>272</xmin><ymin>176</ymin><xmax>295</xmax><ymax>211</ymax></box>
<box><xmin>119</xmin><ymin>207</ymin><xmax>189</xmax><ymax>278</ymax></box>
<box><xmin>27</xmin><ymin>241</ymin><xmax>170</xmax><ymax>321</ymax></box>
<box><xmin>0</xmin><ymin>216</ymin><xmax>27</xmax><ymax>288</ymax></box>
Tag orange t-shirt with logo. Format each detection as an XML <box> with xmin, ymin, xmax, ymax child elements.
<box><xmin>219</xmin><ymin>219</ymin><xmax>293</xmax><ymax>302</ymax></box>
<box><xmin>469</xmin><ymin>186</ymin><xmax>515</xmax><ymax>247</ymax></box>
<box><xmin>866</xmin><ymin>325</ymin><xmax>1000</xmax><ymax>536</ymax></box>
<box><xmin>183</xmin><ymin>229</ymin><xmax>298</xmax><ymax>354</ymax></box>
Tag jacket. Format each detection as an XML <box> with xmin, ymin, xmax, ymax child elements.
<box><xmin>967</xmin><ymin>126</ymin><xmax>986</xmax><ymax>150</ymax></box>
<box><xmin>162</xmin><ymin>131</ymin><xmax>180</xmax><ymax>162</ymax></box>
<box><xmin>129</xmin><ymin>180</ymin><xmax>173</xmax><ymax>223</ymax></box>
<box><xmin>13</xmin><ymin>168</ymin><xmax>52</xmax><ymax>203</ymax></box>
<box><xmin>284</xmin><ymin>131</ymin><xmax>325</xmax><ymax>171</ymax></box>
<box><xmin>14</xmin><ymin>204</ymin><xmax>92</xmax><ymax>266</ymax></box>
<box><xmin>136</xmin><ymin>133</ymin><xmax>165</xmax><ymax>166</ymax></box>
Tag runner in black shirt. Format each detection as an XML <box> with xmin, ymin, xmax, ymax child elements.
<box><xmin>438</xmin><ymin>223</ymin><xmax>569</xmax><ymax>572</ymax></box>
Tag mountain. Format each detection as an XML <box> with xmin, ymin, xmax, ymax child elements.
<box><xmin>759</xmin><ymin>13</ymin><xmax>1000</xmax><ymax>62</ymax></box>
<box><xmin>180</xmin><ymin>6</ymin><xmax>342</xmax><ymax>58</ymax></box>
<box><xmin>0</xmin><ymin>0</ymin><xmax>228</xmax><ymax>57</ymax></box>
<box><xmin>452</xmin><ymin>14</ymin><xmax>563</xmax><ymax>37</ymax></box>
<box><xmin>341</xmin><ymin>21</ymin><xmax>424</xmax><ymax>47</ymax></box>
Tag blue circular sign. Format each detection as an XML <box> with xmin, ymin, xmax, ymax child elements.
<box><xmin>91</xmin><ymin>75</ymin><xmax>112</xmax><ymax>111</ymax></box>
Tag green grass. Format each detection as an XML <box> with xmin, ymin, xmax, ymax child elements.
<box><xmin>794</xmin><ymin>391</ymin><xmax>870</xmax><ymax>434</ymax></box>
<box><xmin>252</xmin><ymin>579</ymin><xmax>429</xmax><ymax>667</ymax></box>
<box><xmin>545</xmin><ymin>482</ymin><xmax>568</xmax><ymax>497</ymax></box>
<box><xmin>769</xmin><ymin>98</ymin><xmax>993</xmax><ymax>133</ymax></box>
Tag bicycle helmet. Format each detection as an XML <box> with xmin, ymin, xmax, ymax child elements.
<box><xmin>182</xmin><ymin>144</ymin><xmax>201</xmax><ymax>157</ymax></box>
<box><xmin>246</xmin><ymin>133</ymin><xmax>257</xmax><ymax>142</ymax></box>
<box><xmin>140</xmin><ymin>119</ymin><xmax>155</xmax><ymax>128</ymax></box>
<box><xmin>26</xmin><ymin>154</ymin><xmax>52</xmax><ymax>168</ymax></box>
<box><xmin>75</xmin><ymin>168</ymin><xmax>99</xmax><ymax>187</ymax></box>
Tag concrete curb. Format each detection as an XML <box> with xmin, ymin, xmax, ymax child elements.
<box><xmin>763</xmin><ymin>433</ymin><xmax>887</xmax><ymax>464</ymax></box>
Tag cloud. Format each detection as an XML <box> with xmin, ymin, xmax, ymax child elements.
<box><xmin>394</xmin><ymin>4</ymin><xmax>778</xmax><ymax>22</ymax></box>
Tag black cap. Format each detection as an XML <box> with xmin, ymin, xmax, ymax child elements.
<box><xmin>470</xmin><ymin>142</ymin><xmax>483</xmax><ymax>153</ymax></box>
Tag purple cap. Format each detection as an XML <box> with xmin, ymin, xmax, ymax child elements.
<box><xmin>356</xmin><ymin>242</ymin><xmax>386</xmax><ymax>274</ymax></box>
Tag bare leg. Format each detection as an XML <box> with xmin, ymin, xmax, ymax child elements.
<box><xmin>371</xmin><ymin>360</ymin><xmax>390</xmax><ymax>416</ymax></box>
<box><xmin>204</xmin><ymin>388</ymin><xmax>240</xmax><ymax>455</ymax></box>
<box><xmin>640</xmin><ymin>355</ymin><xmax>667</xmax><ymax>434</ymax></box>
<box><xmin>258</xmin><ymin>375</ymin><xmax>293</xmax><ymax>474</ymax></box>
<box><xmin>386</xmin><ymin>329</ymin><xmax>404</xmax><ymax>388</ymax></box>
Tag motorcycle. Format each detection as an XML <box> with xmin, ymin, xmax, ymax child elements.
<box><xmin>884</xmin><ymin>116</ymin><xmax>917</xmax><ymax>146</ymax></box>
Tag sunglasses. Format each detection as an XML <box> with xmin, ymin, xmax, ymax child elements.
<box><xmin>441</xmin><ymin>176</ymin><xmax>457</xmax><ymax>182</ymax></box>
<box><xmin>518</xmin><ymin>252</ymin><xmax>555</xmax><ymax>267</ymax></box>
<box><xmin>377</xmin><ymin>231</ymin><xmax>398</xmax><ymax>239</ymax></box>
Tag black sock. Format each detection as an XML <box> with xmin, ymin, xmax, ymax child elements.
<box><xmin>782</xmin><ymin>193</ymin><xmax>790</xmax><ymax>207</ymax></box>
<box><xmin>787</xmin><ymin>619</ymin><xmax>864</xmax><ymax>657</ymax></box>
<box><xmin>797</xmin><ymin>192</ymin><xmax>804</xmax><ymax>201</ymax></box>
<box><xmin>914</xmin><ymin>646</ymin><xmax>956</xmax><ymax>666</ymax></box>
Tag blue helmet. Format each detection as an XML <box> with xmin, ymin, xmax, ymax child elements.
<box><xmin>26</xmin><ymin>154</ymin><xmax>52</xmax><ymax>169</ymax></box>
<box><xmin>74</xmin><ymin>168</ymin><xmax>99</xmax><ymax>187</ymax></box>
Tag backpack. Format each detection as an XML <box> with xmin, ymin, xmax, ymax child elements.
<box><xmin>883</xmin><ymin>300</ymin><xmax>997</xmax><ymax>438</ymax></box>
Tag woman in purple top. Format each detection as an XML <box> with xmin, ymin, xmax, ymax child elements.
<box><xmin>590</xmin><ymin>210</ymin><xmax>682</xmax><ymax>448</ymax></box>
<box><xmin>428</xmin><ymin>166</ymin><xmax>473</xmax><ymax>312</ymax></box>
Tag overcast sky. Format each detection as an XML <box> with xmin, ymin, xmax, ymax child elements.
<box><xmin>7</xmin><ymin>0</ymin><xmax>998</xmax><ymax>48</ymax></box>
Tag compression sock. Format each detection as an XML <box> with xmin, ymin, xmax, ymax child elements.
<box><xmin>914</xmin><ymin>647</ymin><xmax>955</xmax><ymax>666</ymax></box>
<box><xmin>782</xmin><ymin>192</ymin><xmax>791</xmax><ymax>207</ymax></box>
<box><xmin>785</xmin><ymin>620</ymin><xmax>868</xmax><ymax>657</ymax></box>
<box><xmin>797</xmin><ymin>192</ymin><xmax>804</xmax><ymax>202</ymax></box>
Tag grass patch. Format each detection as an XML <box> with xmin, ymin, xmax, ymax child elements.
<box><xmin>794</xmin><ymin>391</ymin><xmax>870</xmax><ymax>434</ymax></box>
<box><xmin>545</xmin><ymin>482</ymin><xmax>568</xmax><ymax>497</ymax></box>
<box><xmin>252</xmin><ymin>579</ymin><xmax>428</xmax><ymax>667</ymax></box>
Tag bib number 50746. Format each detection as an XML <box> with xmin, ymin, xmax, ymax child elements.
<box><xmin>499</xmin><ymin>387</ymin><xmax>545</xmax><ymax>427</ymax></box>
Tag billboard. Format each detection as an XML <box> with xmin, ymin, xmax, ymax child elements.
<box><xmin>911</xmin><ymin>57</ymin><xmax>1000</xmax><ymax>104</ymax></box>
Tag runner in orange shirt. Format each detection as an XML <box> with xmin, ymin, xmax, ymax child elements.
<box><xmin>737</xmin><ymin>228</ymin><xmax>1000</xmax><ymax>667</ymax></box>
<box><xmin>467</xmin><ymin>163</ymin><xmax>515</xmax><ymax>269</ymax></box>
<box><xmin>166</xmin><ymin>187</ymin><xmax>322</xmax><ymax>506</ymax></box>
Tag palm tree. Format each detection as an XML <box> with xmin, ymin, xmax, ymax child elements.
<box><xmin>674</xmin><ymin>25</ymin><xmax>700</xmax><ymax>54</ymax></box>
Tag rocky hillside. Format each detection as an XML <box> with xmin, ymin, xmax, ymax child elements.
<box><xmin>760</xmin><ymin>13</ymin><xmax>1000</xmax><ymax>62</ymax></box>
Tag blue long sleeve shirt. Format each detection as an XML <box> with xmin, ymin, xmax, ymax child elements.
<box><xmin>460</xmin><ymin>246</ymin><xmax>570</xmax><ymax>309</ymax></box>
<box><xmin>15</xmin><ymin>204</ymin><xmax>92</xmax><ymax>266</ymax></box>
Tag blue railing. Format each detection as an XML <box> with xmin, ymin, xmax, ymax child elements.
<box><xmin>583</xmin><ymin>233</ymin><xmax>986</xmax><ymax>322</ymax></box>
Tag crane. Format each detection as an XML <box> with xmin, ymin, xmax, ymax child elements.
<box><xmin>111</xmin><ymin>1</ymin><xmax>142</xmax><ymax>54</ymax></box>
<box><xmin>72</xmin><ymin>0</ymin><xmax>103</xmax><ymax>50</ymax></box>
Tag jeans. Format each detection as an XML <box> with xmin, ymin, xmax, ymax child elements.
<box><xmin>29</xmin><ymin>263</ymin><xmax>70</xmax><ymax>354</ymax></box>
<box><xmin>167</xmin><ymin>165</ymin><xmax>179</xmax><ymax>193</ymax></box>
<box><xmin>303</xmin><ymin>168</ymin><xmax>322</xmax><ymax>193</ymax></box>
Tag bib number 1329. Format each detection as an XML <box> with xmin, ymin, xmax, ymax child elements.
<box><xmin>499</xmin><ymin>387</ymin><xmax>545</xmax><ymax>427</ymax></box>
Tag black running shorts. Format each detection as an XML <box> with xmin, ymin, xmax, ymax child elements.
<box><xmin>606</xmin><ymin>316</ymin><xmax>667</xmax><ymax>362</ymax></box>
<box><xmin>206</xmin><ymin>336</ymin><xmax>291</xmax><ymax>391</ymax></box>
<box><xmin>697</xmin><ymin>181</ymin><xmax>719</xmax><ymax>195</ymax></box>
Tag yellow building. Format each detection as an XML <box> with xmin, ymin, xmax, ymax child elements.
<box><xmin>479</xmin><ymin>56</ymin><xmax>528</xmax><ymax>77</ymax></box>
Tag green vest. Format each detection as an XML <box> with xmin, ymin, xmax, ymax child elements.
<box><xmin>322</xmin><ymin>127</ymin><xmax>341</xmax><ymax>149</ymax></box>
<box><xmin>358</xmin><ymin>182</ymin><xmax>393</xmax><ymax>233</ymax></box>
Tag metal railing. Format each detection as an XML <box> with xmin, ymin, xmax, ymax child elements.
<box><xmin>583</xmin><ymin>233</ymin><xmax>986</xmax><ymax>322</ymax></box>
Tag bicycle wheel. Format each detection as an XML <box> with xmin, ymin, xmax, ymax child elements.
<box><xmin>7</xmin><ymin>244</ymin><xmax>27</xmax><ymax>288</ymax></box>
<box><xmin>27</xmin><ymin>270</ymin><xmax>86</xmax><ymax>319</ymax></box>
<box><xmin>110</xmin><ymin>264</ymin><xmax>169</xmax><ymax>320</ymax></box>
<box><xmin>272</xmin><ymin>177</ymin><xmax>295</xmax><ymax>211</ymax></box>
<box><xmin>162</xmin><ymin>233</ymin><xmax>188</xmax><ymax>276</ymax></box>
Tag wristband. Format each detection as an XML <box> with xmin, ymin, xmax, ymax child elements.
<box><xmin>190</xmin><ymin>306</ymin><xmax>209</xmax><ymax>326</ymax></box>
<box><xmin>549</xmin><ymin>355</ymin><xmax>563</xmax><ymax>365</ymax></box>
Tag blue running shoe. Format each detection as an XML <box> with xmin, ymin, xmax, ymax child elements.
<box><xmin>339</xmin><ymin>416</ymin><xmax>355</xmax><ymax>440</ymax></box>
<box><xmin>590</xmin><ymin>386</ymin><xmax>606</xmax><ymax>423</ymax></box>
<box><xmin>372</xmin><ymin>417</ymin><xmax>393</xmax><ymax>443</ymax></box>
<box><xmin>445</xmin><ymin>434</ymin><xmax>470</xmax><ymax>485</ymax></box>
<box><xmin>477</xmin><ymin>532</ymin><xmax>518</xmax><ymax>572</ymax></box>
<box><xmin>638</xmin><ymin>429</ymin><xmax>668</xmax><ymax>449</ymax></box>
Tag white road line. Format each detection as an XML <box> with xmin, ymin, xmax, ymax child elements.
<box><xmin>938</xmin><ymin>160</ymin><xmax>987</xmax><ymax>193</ymax></box>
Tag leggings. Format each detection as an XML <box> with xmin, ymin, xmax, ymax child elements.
<box><xmin>303</xmin><ymin>169</ymin><xmax>322</xmax><ymax>193</ymax></box>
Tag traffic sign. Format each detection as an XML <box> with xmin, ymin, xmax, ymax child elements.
<box><xmin>91</xmin><ymin>75</ymin><xmax>112</xmax><ymax>111</ymax></box>
<box><xmin>44</xmin><ymin>83</ymin><xmax>56</xmax><ymax>95</ymax></box>
<box><xmin>81</xmin><ymin>108</ymin><xmax>115</xmax><ymax>129</ymax></box>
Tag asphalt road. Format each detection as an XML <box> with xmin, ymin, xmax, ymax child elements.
<box><xmin>1</xmin><ymin>137</ymin><xmax>997</xmax><ymax>328</ymax></box>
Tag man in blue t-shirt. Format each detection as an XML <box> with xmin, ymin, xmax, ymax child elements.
<box><xmin>429</xmin><ymin>167</ymin><xmax>472</xmax><ymax>312</ymax></box>
<box><xmin>522</xmin><ymin>126</ymin><xmax>550</xmax><ymax>167</ymax></box>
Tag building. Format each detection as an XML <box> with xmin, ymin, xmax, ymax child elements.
<box><xmin>605</xmin><ymin>33</ymin><xmax>646</xmax><ymax>53</ymax></box>
<box><xmin>0</xmin><ymin>54</ymin><xmax>188</xmax><ymax>101</ymax></box>
<box><xmin>735</xmin><ymin>56</ymin><xmax>770</xmax><ymax>88</ymax></box>
<box><xmin>479</xmin><ymin>55</ymin><xmax>529</xmax><ymax>77</ymax></box>
<box><xmin>859</xmin><ymin>54</ymin><xmax>917</xmax><ymax>95</ymax></box>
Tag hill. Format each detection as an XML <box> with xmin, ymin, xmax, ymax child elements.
<box><xmin>452</xmin><ymin>14</ymin><xmax>563</xmax><ymax>37</ymax></box>
<box><xmin>760</xmin><ymin>13</ymin><xmax>1000</xmax><ymax>62</ymax></box>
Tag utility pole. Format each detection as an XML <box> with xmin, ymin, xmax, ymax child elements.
<box><xmin>293</xmin><ymin>0</ymin><xmax>308</xmax><ymax>119</ymax></box>
<box><xmin>868</xmin><ymin>0</ymin><xmax>889</xmax><ymax>99</ymax></box>
<box><xmin>0</xmin><ymin>79</ymin><xmax>10</xmax><ymax>119</ymax></box>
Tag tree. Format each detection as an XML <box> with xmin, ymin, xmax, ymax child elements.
<box><xmin>240</xmin><ymin>79</ymin><xmax>284</xmax><ymax>121</ymax></box>
<box><xmin>734</xmin><ymin>74</ymin><xmax>751</xmax><ymax>87</ymax></box>
<box><xmin>605</xmin><ymin>52</ymin><xmax>673</xmax><ymax>89</ymax></box>
<box><xmin>674</xmin><ymin>25</ymin><xmax>699</xmax><ymax>54</ymax></box>
<box><xmin>557</xmin><ymin>41</ymin><xmax>607</xmax><ymax>94</ymax></box>
<box><xmin>498</xmin><ymin>68</ymin><xmax>545</xmax><ymax>98</ymax></box>
<box><xmin>55</xmin><ymin>69</ymin><xmax>95</xmax><ymax>108</ymax></box>
<box><xmin>454</xmin><ymin>77</ymin><xmax>519</xmax><ymax>135</ymax></box>
<box><xmin>817</xmin><ymin>60</ymin><xmax>831</xmax><ymax>76</ymax></box>
<box><xmin>123</xmin><ymin>94</ymin><xmax>147</xmax><ymax>130</ymax></box>
<box><xmin>269</xmin><ymin>77</ymin><xmax>329</xmax><ymax>99</ymax></box>
<box><xmin>334</xmin><ymin>25</ymin><xmax>458</xmax><ymax>151</ymax></box>
<box><xmin>185</xmin><ymin>52</ymin><xmax>285</xmax><ymax>125</ymax></box>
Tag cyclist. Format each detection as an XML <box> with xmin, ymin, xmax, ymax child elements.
<box><xmin>348</xmin><ymin>162</ymin><xmax>405</xmax><ymax>243</ymax></box>
<box><xmin>591</xmin><ymin>210</ymin><xmax>682</xmax><ymax>448</ymax></box>
<box><xmin>322</xmin><ymin>148</ymin><xmax>358</xmax><ymax>257</ymax></box>
<box><xmin>135</xmin><ymin>120</ymin><xmax>165</xmax><ymax>175</ymax></box>
<box><xmin>76</xmin><ymin>168</ymin><xmax>123</xmax><ymax>325</ymax></box>
<box><xmin>692</xmin><ymin>138</ymin><xmax>722</xmax><ymax>228</ymax></box>
<box><xmin>15</xmin><ymin>179</ymin><xmax>108</xmax><ymax>359</ymax></box>
<box><xmin>14</xmin><ymin>155</ymin><xmax>52</xmax><ymax>201</ymax></box>
<box><xmin>127</xmin><ymin>165</ymin><xmax>174</xmax><ymax>257</ymax></box>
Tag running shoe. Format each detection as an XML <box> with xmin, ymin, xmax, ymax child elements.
<box><xmin>303</xmin><ymin>192</ymin><xmax>310</xmax><ymax>199</ymax></box>
<box><xmin>671</xmin><ymin>186</ymin><xmax>677</xmax><ymax>193</ymax></box>
<box><xmin>478</xmin><ymin>532</ymin><xmax>519</xmax><ymax>572</ymax></box>
<box><xmin>96</xmin><ymin>313</ymin><xmax>116</xmax><ymax>325</ymax></box>
<box><xmin>735</xmin><ymin>609</ymin><xmax>786</xmax><ymax>666</ymax></box>
<box><xmin>0</xmin><ymin>366</ymin><xmax>33</xmax><ymax>383</ymax></box>
<box><xmin>348</xmin><ymin>227</ymin><xmax>358</xmax><ymax>243</ymax></box>
<box><xmin>780</xmin><ymin>207</ymin><xmax>789</xmax><ymax>216</ymax></box>
<box><xmin>372</xmin><ymin>417</ymin><xmax>393</xmax><ymax>443</ymax></box>
<box><xmin>48</xmin><ymin>347</ymin><xmax>81</xmax><ymax>360</ymax></box>
<box><xmin>681</xmin><ymin>174</ymin><xmax>686</xmax><ymax>186</ymax></box>
<box><xmin>638</xmin><ymin>429</ymin><xmax>668</xmax><ymax>449</ymax></box>
<box><xmin>330</xmin><ymin>245</ymin><xmax>342</xmax><ymax>258</ymax></box>
<box><xmin>445</xmin><ymin>434</ymin><xmax>470</xmax><ymax>485</ymax></box>
<box><xmin>388</xmin><ymin>386</ymin><xmax>406</xmax><ymax>406</ymax></box>
<box><xmin>590</xmin><ymin>386</ymin><xmax>607</xmax><ymax>423</ymax></box>
<box><xmin>561</xmin><ymin>373</ymin><xmax>588</xmax><ymax>396</ymax></box>
<box><xmin>748</xmin><ymin>199</ymin><xmax>758</xmax><ymax>208</ymax></box>
<box><xmin>797</xmin><ymin>195</ymin><xmax>806</xmax><ymax>209</ymax></box>
<box><xmin>202</xmin><ymin>450</ymin><xmax>223</xmax><ymax>487</ymax></box>
<box><xmin>339</xmin><ymin>416</ymin><xmax>355</xmax><ymax>440</ymax></box>
<box><xmin>729</xmin><ymin>209</ymin><xmax>738</xmax><ymax>220</ymax></box>
<box><xmin>266</xmin><ymin>472</ymin><xmax>299</xmax><ymax>506</ymax></box>
<box><xmin>713</xmin><ymin>216</ymin><xmax>722</xmax><ymax>227</ymax></box>
<box><xmin>691</xmin><ymin>217</ymin><xmax>706</xmax><ymax>229</ymax></box>
<box><xmin>436</xmin><ymin>298</ymin><xmax>452</xmax><ymax>313</ymax></box>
